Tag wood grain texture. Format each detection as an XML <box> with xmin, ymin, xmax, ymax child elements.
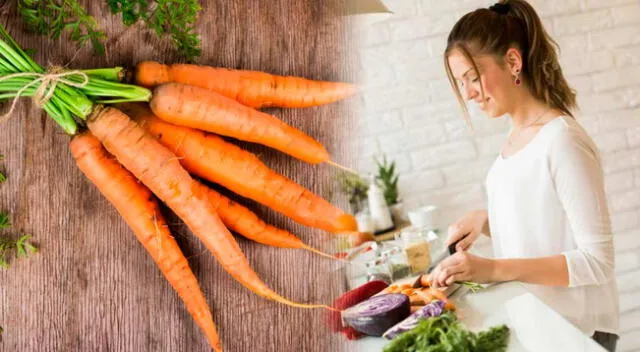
<box><xmin>0</xmin><ymin>1</ymin><xmax>356</xmax><ymax>351</ymax></box>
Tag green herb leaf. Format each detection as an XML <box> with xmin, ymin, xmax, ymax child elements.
<box><xmin>383</xmin><ymin>311</ymin><xmax>509</xmax><ymax>352</ymax></box>
<box><xmin>0</xmin><ymin>234</ymin><xmax>37</xmax><ymax>269</ymax></box>
<box><xmin>106</xmin><ymin>0</ymin><xmax>149</xmax><ymax>26</ymax></box>
<box><xmin>460</xmin><ymin>281</ymin><xmax>484</xmax><ymax>293</ymax></box>
<box><xmin>336</xmin><ymin>172</ymin><xmax>369</xmax><ymax>214</ymax></box>
<box><xmin>0</xmin><ymin>212</ymin><xmax>10</xmax><ymax>229</ymax></box>
<box><xmin>0</xmin><ymin>154</ymin><xmax>5</xmax><ymax>182</ymax></box>
<box><xmin>107</xmin><ymin>0</ymin><xmax>203</xmax><ymax>62</ymax></box>
<box><xmin>475</xmin><ymin>325</ymin><xmax>510</xmax><ymax>352</ymax></box>
<box><xmin>18</xmin><ymin>0</ymin><xmax>107</xmax><ymax>55</ymax></box>
<box><xmin>375</xmin><ymin>154</ymin><xmax>400</xmax><ymax>206</ymax></box>
<box><xmin>16</xmin><ymin>235</ymin><xmax>37</xmax><ymax>257</ymax></box>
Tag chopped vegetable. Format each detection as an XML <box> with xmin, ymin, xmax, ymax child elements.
<box><xmin>342</xmin><ymin>293</ymin><xmax>410</xmax><ymax>337</ymax></box>
<box><xmin>383</xmin><ymin>300</ymin><xmax>445</xmax><ymax>340</ymax></box>
<box><xmin>383</xmin><ymin>311</ymin><xmax>510</xmax><ymax>352</ymax></box>
<box><xmin>327</xmin><ymin>280</ymin><xmax>389</xmax><ymax>332</ymax></box>
<box><xmin>418</xmin><ymin>274</ymin><xmax>484</xmax><ymax>293</ymax></box>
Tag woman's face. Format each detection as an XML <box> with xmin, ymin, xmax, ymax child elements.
<box><xmin>447</xmin><ymin>48</ymin><xmax>516</xmax><ymax>118</ymax></box>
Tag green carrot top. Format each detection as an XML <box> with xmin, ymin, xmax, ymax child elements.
<box><xmin>0</xmin><ymin>25</ymin><xmax>151</xmax><ymax>134</ymax></box>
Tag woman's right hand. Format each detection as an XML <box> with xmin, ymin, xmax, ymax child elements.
<box><xmin>446</xmin><ymin>209</ymin><xmax>488</xmax><ymax>252</ymax></box>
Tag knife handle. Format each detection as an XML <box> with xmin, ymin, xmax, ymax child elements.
<box><xmin>447</xmin><ymin>233</ymin><xmax>469</xmax><ymax>255</ymax></box>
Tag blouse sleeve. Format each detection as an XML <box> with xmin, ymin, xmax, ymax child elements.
<box><xmin>548</xmin><ymin>123</ymin><xmax>615</xmax><ymax>287</ymax></box>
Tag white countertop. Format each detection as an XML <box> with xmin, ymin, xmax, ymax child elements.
<box><xmin>347</xmin><ymin>281</ymin><xmax>607</xmax><ymax>352</ymax></box>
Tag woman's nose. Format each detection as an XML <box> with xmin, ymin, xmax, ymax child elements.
<box><xmin>464</xmin><ymin>85</ymin><xmax>479</xmax><ymax>101</ymax></box>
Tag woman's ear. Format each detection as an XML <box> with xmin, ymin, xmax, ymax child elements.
<box><xmin>504</xmin><ymin>48</ymin><xmax>523</xmax><ymax>74</ymax></box>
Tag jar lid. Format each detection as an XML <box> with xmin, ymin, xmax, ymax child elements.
<box><xmin>380</xmin><ymin>245</ymin><xmax>402</xmax><ymax>257</ymax></box>
<box><xmin>364</xmin><ymin>257</ymin><xmax>387</xmax><ymax>268</ymax></box>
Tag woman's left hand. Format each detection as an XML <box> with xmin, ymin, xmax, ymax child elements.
<box><xmin>428</xmin><ymin>251</ymin><xmax>497</xmax><ymax>287</ymax></box>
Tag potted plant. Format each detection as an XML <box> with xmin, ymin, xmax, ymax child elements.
<box><xmin>375</xmin><ymin>155</ymin><xmax>405</xmax><ymax>225</ymax></box>
<box><xmin>336</xmin><ymin>171</ymin><xmax>369</xmax><ymax>215</ymax></box>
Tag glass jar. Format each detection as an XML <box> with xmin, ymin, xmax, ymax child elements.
<box><xmin>381</xmin><ymin>245</ymin><xmax>411</xmax><ymax>281</ymax></box>
<box><xmin>397</xmin><ymin>229</ymin><xmax>432</xmax><ymax>274</ymax></box>
<box><xmin>364</xmin><ymin>256</ymin><xmax>392</xmax><ymax>284</ymax></box>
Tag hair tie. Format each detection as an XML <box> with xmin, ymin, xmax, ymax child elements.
<box><xmin>489</xmin><ymin>3</ymin><xmax>510</xmax><ymax>15</ymax></box>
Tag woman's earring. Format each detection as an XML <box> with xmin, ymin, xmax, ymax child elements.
<box><xmin>514</xmin><ymin>69</ymin><xmax>521</xmax><ymax>86</ymax></box>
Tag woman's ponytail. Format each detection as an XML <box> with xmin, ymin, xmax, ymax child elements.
<box><xmin>505</xmin><ymin>0</ymin><xmax>577</xmax><ymax>117</ymax></box>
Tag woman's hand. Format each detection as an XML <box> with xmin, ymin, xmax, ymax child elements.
<box><xmin>428</xmin><ymin>251</ymin><xmax>496</xmax><ymax>287</ymax></box>
<box><xmin>446</xmin><ymin>209</ymin><xmax>488</xmax><ymax>252</ymax></box>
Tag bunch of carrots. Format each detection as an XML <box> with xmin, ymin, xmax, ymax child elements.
<box><xmin>0</xmin><ymin>25</ymin><xmax>358</xmax><ymax>351</ymax></box>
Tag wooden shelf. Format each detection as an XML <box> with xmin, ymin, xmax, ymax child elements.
<box><xmin>373</xmin><ymin>221</ymin><xmax>412</xmax><ymax>241</ymax></box>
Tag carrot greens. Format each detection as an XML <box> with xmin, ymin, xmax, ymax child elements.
<box><xmin>17</xmin><ymin>0</ymin><xmax>203</xmax><ymax>61</ymax></box>
<box><xmin>18</xmin><ymin>0</ymin><xmax>107</xmax><ymax>54</ymax></box>
<box><xmin>0</xmin><ymin>24</ymin><xmax>151</xmax><ymax>134</ymax></box>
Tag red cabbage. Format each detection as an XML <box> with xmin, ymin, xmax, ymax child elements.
<box><xmin>342</xmin><ymin>293</ymin><xmax>410</xmax><ymax>337</ymax></box>
<box><xmin>382</xmin><ymin>300</ymin><xmax>446</xmax><ymax>340</ymax></box>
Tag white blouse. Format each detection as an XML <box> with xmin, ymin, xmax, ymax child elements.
<box><xmin>485</xmin><ymin>115</ymin><xmax>619</xmax><ymax>335</ymax></box>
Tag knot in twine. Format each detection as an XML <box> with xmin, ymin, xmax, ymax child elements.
<box><xmin>0</xmin><ymin>66</ymin><xmax>89</xmax><ymax>122</ymax></box>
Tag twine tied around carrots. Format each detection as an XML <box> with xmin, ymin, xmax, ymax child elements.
<box><xmin>0</xmin><ymin>67</ymin><xmax>89</xmax><ymax>122</ymax></box>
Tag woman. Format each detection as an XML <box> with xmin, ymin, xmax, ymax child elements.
<box><xmin>427</xmin><ymin>1</ymin><xmax>619</xmax><ymax>351</ymax></box>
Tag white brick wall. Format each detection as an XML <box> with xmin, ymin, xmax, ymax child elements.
<box><xmin>354</xmin><ymin>0</ymin><xmax>640</xmax><ymax>350</ymax></box>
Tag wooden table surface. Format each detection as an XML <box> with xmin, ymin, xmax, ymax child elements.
<box><xmin>0</xmin><ymin>1</ymin><xmax>356</xmax><ymax>351</ymax></box>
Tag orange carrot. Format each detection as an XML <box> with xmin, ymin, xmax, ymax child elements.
<box><xmin>205</xmin><ymin>185</ymin><xmax>334</xmax><ymax>258</ymax></box>
<box><xmin>119</xmin><ymin>103</ymin><xmax>356</xmax><ymax>234</ymax></box>
<box><xmin>135</xmin><ymin>61</ymin><xmax>358</xmax><ymax>108</ymax></box>
<box><xmin>70</xmin><ymin>132</ymin><xmax>222</xmax><ymax>351</ymax></box>
<box><xmin>149</xmin><ymin>83</ymin><xmax>330</xmax><ymax>164</ymax></box>
<box><xmin>86</xmin><ymin>106</ymin><xmax>333</xmax><ymax>310</ymax></box>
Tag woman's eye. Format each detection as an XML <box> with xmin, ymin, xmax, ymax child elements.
<box><xmin>471</xmin><ymin>76</ymin><xmax>479</xmax><ymax>82</ymax></box>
